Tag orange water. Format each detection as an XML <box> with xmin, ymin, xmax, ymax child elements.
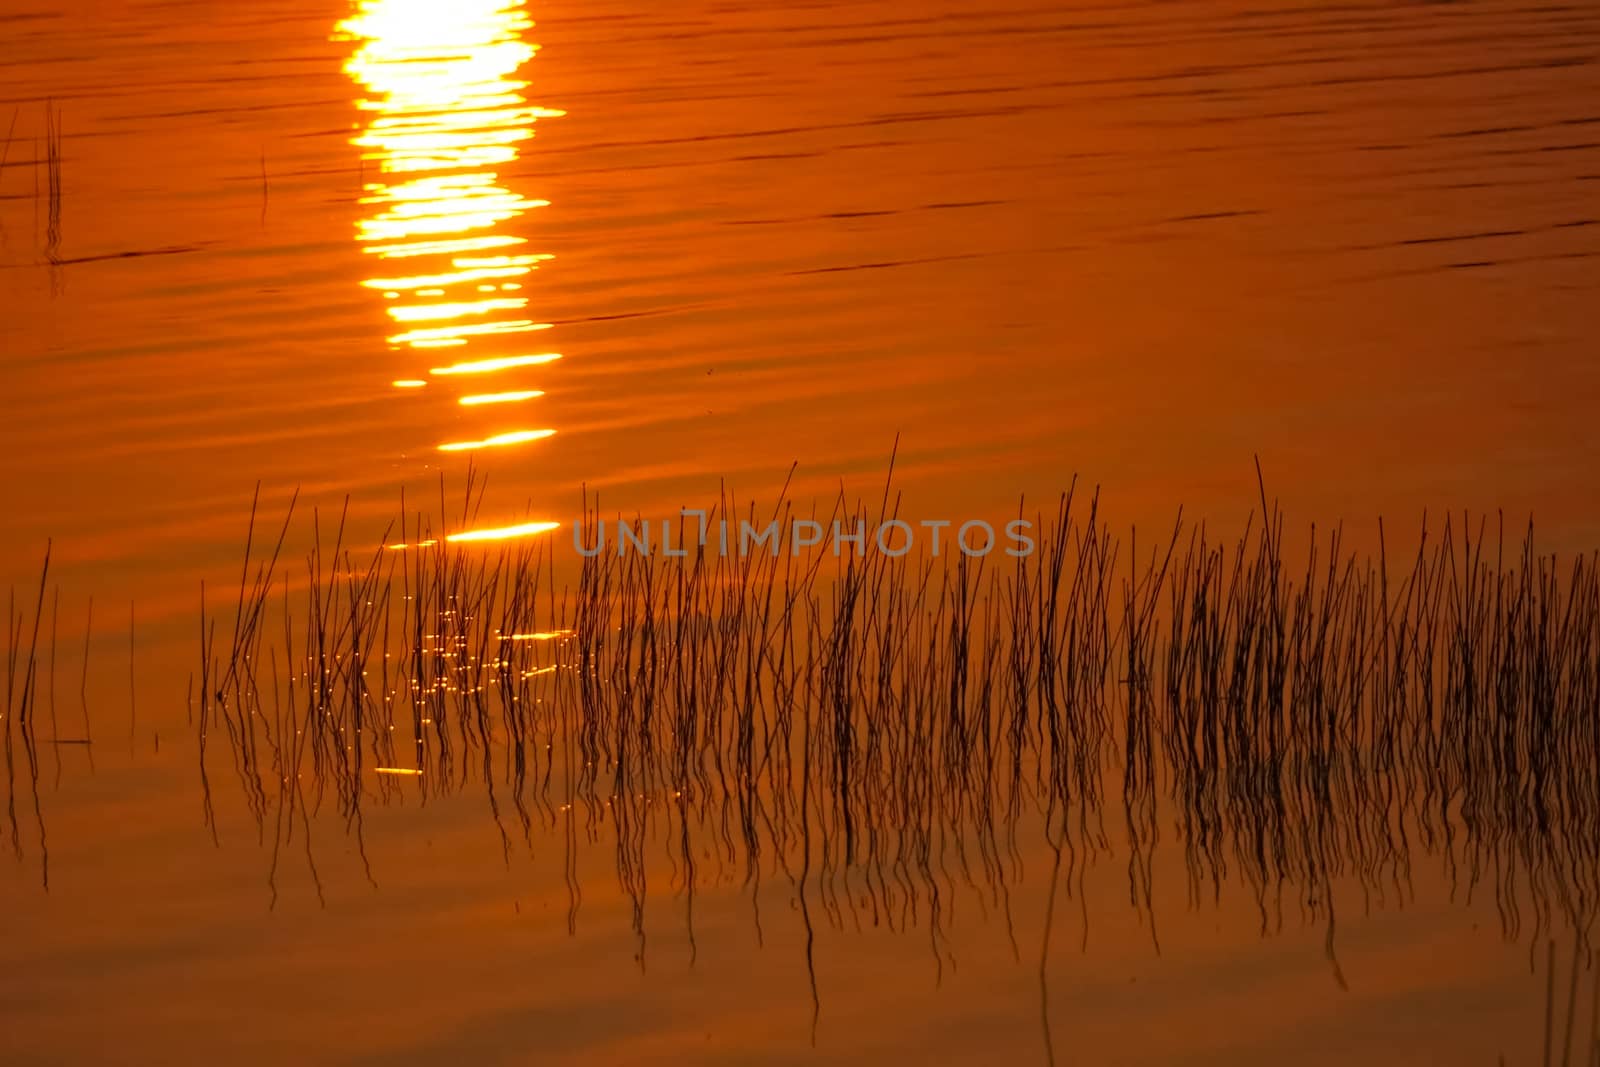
<box><xmin>2</xmin><ymin>1</ymin><xmax>1598</xmax><ymax>1062</ymax></box>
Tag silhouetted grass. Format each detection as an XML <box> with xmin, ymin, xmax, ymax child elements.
<box><xmin>180</xmin><ymin>468</ymin><xmax>1600</xmax><ymax>1058</ymax></box>
<box><xmin>8</xmin><ymin>461</ymin><xmax>1595</xmax><ymax>1057</ymax></box>
<box><xmin>5</xmin><ymin>555</ymin><xmax>113</xmax><ymax>890</ymax></box>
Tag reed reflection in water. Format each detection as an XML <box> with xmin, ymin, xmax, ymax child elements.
<box><xmin>170</xmin><ymin>469</ymin><xmax>1600</xmax><ymax>1062</ymax></box>
<box><xmin>337</xmin><ymin>0</ymin><xmax>563</xmax><ymax>467</ymax></box>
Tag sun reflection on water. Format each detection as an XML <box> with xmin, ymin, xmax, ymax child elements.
<box><xmin>337</xmin><ymin>0</ymin><xmax>562</xmax><ymax>542</ymax></box>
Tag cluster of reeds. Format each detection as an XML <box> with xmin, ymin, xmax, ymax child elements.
<box><xmin>0</xmin><ymin>102</ymin><xmax>66</xmax><ymax>265</ymax></box>
<box><xmin>5</xmin><ymin>542</ymin><xmax>134</xmax><ymax>890</ymax></box>
<box><xmin>2</xmin><ymin>464</ymin><xmax>1593</xmax><ymax>1057</ymax></box>
<box><xmin>191</xmin><ymin>470</ymin><xmax>1600</xmax><ymax>983</ymax></box>
<box><xmin>1128</xmin><ymin>507</ymin><xmax>1600</xmax><ymax>954</ymax></box>
<box><xmin>1</xmin><ymin>543</ymin><xmax>100</xmax><ymax>889</ymax></box>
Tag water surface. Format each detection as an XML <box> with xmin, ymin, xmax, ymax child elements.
<box><xmin>2</xmin><ymin>1</ymin><xmax>1599</xmax><ymax>1063</ymax></box>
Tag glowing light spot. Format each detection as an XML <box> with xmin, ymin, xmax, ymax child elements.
<box><xmin>437</xmin><ymin>429</ymin><xmax>555</xmax><ymax>452</ymax></box>
<box><xmin>362</xmin><ymin>265</ymin><xmax>531</xmax><ymax>290</ymax></box>
<box><xmin>430</xmin><ymin>353</ymin><xmax>561</xmax><ymax>375</ymax></box>
<box><xmin>386</xmin><ymin>297</ymin><xmax>528</xmax><ymax>323</ymax></box>
<box><xmin>367</xmin><ymin>236</ymin><xmax>526</xmax><ymax>260</ymax></box>
<box><xmin>455</xmin><ymin>253</ymin><xmax>550</xmax><ymax>268</ymax></box>
<box><xmin>459</xmin><ymin>390</ymin><xmax>543</xmax><ymax>406</ymax></box>
<box><xmin>388</xmin><ymin>320</ymin><xmax>549</xmax><ymax>346</ymax></box>
<box><xmin>446</xmin><ymin>521</ymin><xmax>561</xmax><ymax>544</ymax></box>
<box><xmin>387</xmin><ymin>539</ymin><xmax>439</xmax><ymax>551</ymax></box>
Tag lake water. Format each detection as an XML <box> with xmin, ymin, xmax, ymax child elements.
<box><xmin>2</xmin><ymin>1</ymin><xmax>1598</xmax><ymax>1063</ymax></box>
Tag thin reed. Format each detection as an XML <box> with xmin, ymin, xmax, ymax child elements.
<box><xmin>1</xmin><ymin>107</ymin><xmax>19</xmax><ymax>199</ymax></box>
<box><xmin>4</xmin><ymin>543</ymin><xmax>53</xmax><ymax>890</ymax></box>
<box><xmin>43</xmin><ymin>100</ymin><xmax>62</xmax><ymax>264</ymax></box>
